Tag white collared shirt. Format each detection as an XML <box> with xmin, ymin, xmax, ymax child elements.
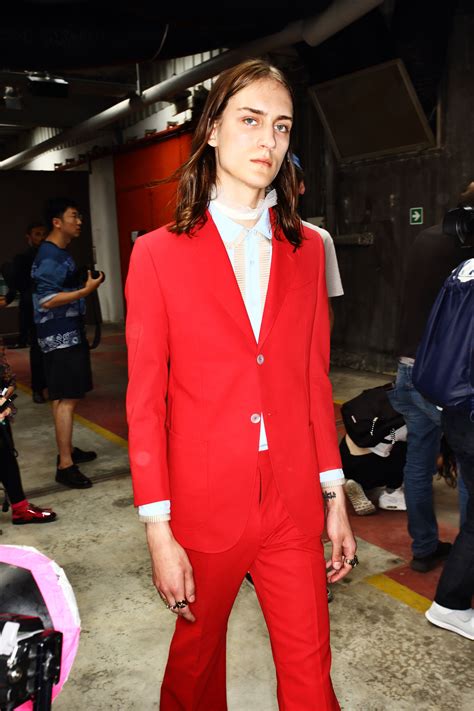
<box><xmin>208</xmin><ymin>200</ymin><xmax>271</xmax><ymax>451</ymax></box>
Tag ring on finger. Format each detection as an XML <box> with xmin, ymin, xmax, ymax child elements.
<box><xmin>169</xmin><ymin>599</ymin><xmax>188</xmax><ymax>611</ymax></box>
<box><xmin>345</xmin><ymin>555</ymin><xmax>359</xmax><ymax>568</ymax></box>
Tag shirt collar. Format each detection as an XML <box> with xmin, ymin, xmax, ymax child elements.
<box><xmin>208</xmin><ymin>200</ymin><xmax>272</xmax><ymax>246</ymax></box>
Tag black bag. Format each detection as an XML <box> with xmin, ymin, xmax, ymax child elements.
<box><xmin>341</xmin><ymin>384</ymin><xmax>405</xmax><ymax>448</ymax></box>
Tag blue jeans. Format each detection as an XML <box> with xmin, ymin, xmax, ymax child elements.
<box><xmin>435</xmin><ymin>410</ymin><xmax>474</xmax><ymax>609</ymax></box>
<box><xmin>388</xmin><ymin>363</ymin><xmax>442</xmax><ymax>557</ymax></box>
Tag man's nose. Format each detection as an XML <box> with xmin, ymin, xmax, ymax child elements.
<box><xmin>259</xmin><ymin>124</ymin><xmax>276</xmax><ymax>150</ymax></box>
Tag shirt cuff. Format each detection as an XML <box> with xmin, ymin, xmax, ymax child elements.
<box><xmin>319</xmin><ymin>469</ymin><xmax>345</xmax><ymax>487</ymax></box>
<box><xmin>138</xmin><ymin>500</ymin><xmax>171</xmax><ymax>523</ymax></box>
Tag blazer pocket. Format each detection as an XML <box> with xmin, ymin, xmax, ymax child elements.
<box><xmin>167</xmin><ymin>429</ymin><xmax>209</xmax><ymax>527</ymax></box>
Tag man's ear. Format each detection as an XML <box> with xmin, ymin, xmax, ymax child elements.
<box><xmin>207</xmin><ymin>121</ymin><xmax>218</xmax><ymax>147</ymax></box>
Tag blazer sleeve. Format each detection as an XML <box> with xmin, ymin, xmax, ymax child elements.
<box><xmin>125</xmin><ymin>237</ymin><xmax>171</xmax><ymax>506</ymax></box>
<box><xmin>309</xmin><ymin>237</ymin><xmax>342</xmax><ymax>473</ymax></box>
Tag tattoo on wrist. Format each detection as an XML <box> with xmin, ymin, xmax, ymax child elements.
<box><xmin>323</xmin><ymin>490</ymin><xmax>337</xmax><ymax>501</ymax></box>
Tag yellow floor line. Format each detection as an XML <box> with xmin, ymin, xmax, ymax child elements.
<box><xmin>73</xmin><ymin>413</ymin><xmax>129</xmax><ymax>450</ymax></box>
<box><xmin>365</xmin><ymin>573</ymin><xmax>431</xmax><ymax>613</ymax></box>
<box><xmin>15</xmin><ymin>381</ymin><xmax>129</xmax><ymax>450</ymax></box>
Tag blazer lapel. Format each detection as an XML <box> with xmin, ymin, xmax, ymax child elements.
<box><xmin>258</xmin><ymin>216</ymin><xmax>296</xmax><ymax>348</ymax></box>
<box><xmin>197</xmin><ymin>212</ymin><xmax>257</xmax><ymax>344</ymax></box>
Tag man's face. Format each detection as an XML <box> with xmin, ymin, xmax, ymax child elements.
<box><xmin>27</xmin><ymin>226</ymin><xmax>47</xmax><ymax>248</ymax></box>
<box><xmin>54</xmin><ymin>207</ymin><xmax>82</xmax><ymax>239</ymax></box>
<box><xmin>208</xmin><ymin>79</ymin><xmax>293</xmax><ymax>203</ymax></box>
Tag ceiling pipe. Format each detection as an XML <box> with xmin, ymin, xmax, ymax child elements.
<box><xmin>0</xmin><ymin>0</ymin><xmax>382</xmax><ymax>170</ymax></box>
<box><xmin>302</xmin><ymin>0</ymin><xmax>383</xmax><ymax>46</ymax></box>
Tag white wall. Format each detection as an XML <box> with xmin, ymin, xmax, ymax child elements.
<box><xmin>88</xmin><ymin>156</ymin><xmax>124</xmax><ymax>323</ymax></box>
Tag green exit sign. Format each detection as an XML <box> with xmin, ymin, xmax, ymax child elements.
<box><xmin>410</xmin><ymin>207</ymin><xmax>424</xmax><ymax>225</ymax></box>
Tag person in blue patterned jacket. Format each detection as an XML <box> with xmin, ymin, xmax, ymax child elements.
<box><xmin>31</xmin><ymin>197</ymin><xmax>103</xmax><ymax>490</ymax></box>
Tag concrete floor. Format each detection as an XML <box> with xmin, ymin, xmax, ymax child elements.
<box><xmin>1</xmin><ymin>330</ymin><xmax>472</xmax><ymax>710</ymax></box>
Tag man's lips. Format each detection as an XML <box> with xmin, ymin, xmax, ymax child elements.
<box><xmin>251</xmin><ymin>158</ymin><xmax>272</xmax><ymax>167</ymax></box>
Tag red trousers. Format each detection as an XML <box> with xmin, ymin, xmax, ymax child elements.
<box><xmin>160</xmin><ymin>452</ymin><xmax>340</xmax><ymax>711</ymax></box>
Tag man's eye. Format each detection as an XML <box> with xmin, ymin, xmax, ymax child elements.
<box><xmin>243</xmin><ymin>117</ymin><xmax>258</xmax><ymax>126</ymax></box>
<box><xmin>275</xmin><ymin>124</ymin><xmax>290</xmax><ymax>133</ymax></box>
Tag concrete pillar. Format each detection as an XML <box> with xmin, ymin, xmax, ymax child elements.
<box><xmin>89</xmin><ymin>156</ymin><xmax>124</xmax><ymax>323</ymax></box>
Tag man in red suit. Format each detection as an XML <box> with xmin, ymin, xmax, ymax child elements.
<box><xmin>126</xmin><ymin>59</ymin><xmax>357</xmax><ymax>710</ymax></box>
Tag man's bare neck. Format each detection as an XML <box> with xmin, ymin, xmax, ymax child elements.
<box><xmin>46</xmin><ymin>231</ymin><xmax>71</xmax><ymax>249</ymax></box>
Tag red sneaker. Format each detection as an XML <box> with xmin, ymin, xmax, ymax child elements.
<box><xmin>12</xmin><ymin>503</ymin><xmax>57</xmax><ymax>525</ymax></box>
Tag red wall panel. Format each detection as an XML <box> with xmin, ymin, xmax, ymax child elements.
<box><xmin>114</xmin><ymin>131</ymin><xmax>192</xmax><ymax>292</ymax></box>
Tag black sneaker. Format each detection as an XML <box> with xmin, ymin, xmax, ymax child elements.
<box><xmin>56</xmin><ymin>464</ymin><xmax>93</xmax><ymax>489</ymax></box>
<box><xmin>56</xmin><ymin>447</ymin><xmax>97</xmax><ymax>467</ymax></box>
<box><xmin>410</xmin><ymin>541</ymin><xmax>452</xmax><ymax>573</ymax></box>
<box><xmin>72</xmin><ymin>446</ymin><xmax>97</xmax><ymax>464</ymax></box>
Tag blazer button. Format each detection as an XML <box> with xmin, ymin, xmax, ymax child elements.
<box><xmin>250</xmin><ymin>413</ymin><xmax>261</xmax><ymax>424</ymax></box>
<box><xmin>256</xmin><ymin>354</ymin><xmax>265</xmax><ymax>365</ymax></box>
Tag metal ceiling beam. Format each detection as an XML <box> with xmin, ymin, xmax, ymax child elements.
<box><xmin>0</xmin><ymin>0</ymin><xmax>382</xmax><ymax>170</ymax></box>
<box><xmin>0</xmin><ymin>71</ymin><xmax>136</xmax><ymax>98</ymax></box>
<box><xmin>0</xmin><ymin>97</ymin><xmax>115</xmax><ymax>129</ymax></box>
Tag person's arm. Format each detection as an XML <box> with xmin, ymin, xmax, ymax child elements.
<box><xmin>0</xmin><ymin>400</ymin><xmax>13</xmax><ymax>422</ymax></box>
<box><xmin>42</xmin><ymin>271</ymin><xmax>103</xmax><ymax>309</ymax></box>
<box><xmin>309</xmin><ymin>238</ymin><xmax>356</xmax><ymax>582</ymax></box>
<box><xmin>2</xmin><ymin>288</ymin><xmax>17</xmax><ymax>306</ymax></box>
<box><xmin>125</xmin><ymin>237</ymin><xmax>195</xmax><ymax>621</ymax></box>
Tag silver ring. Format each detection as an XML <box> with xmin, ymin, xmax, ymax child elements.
<box><xmin>346</xmin><ymin>555</ymin><xmax>359</xmax><ymax>568</ymax></box>
<box><xmin>167</xmin><ymin>599</ymin><xmax>189</xmax><ymax>611</ymax></box>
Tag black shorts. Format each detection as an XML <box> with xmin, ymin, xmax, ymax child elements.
<box><xmin>43</xmin><ymin>343</ymin><xmax>93</xmax><ymax>400</ymax></box>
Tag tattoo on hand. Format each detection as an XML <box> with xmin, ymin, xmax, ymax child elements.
<box><xmin>323</xmin><ymin>490</ymin><xmax>336</xmax><ymax>501</ymax></box>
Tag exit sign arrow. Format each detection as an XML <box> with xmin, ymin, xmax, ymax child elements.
<box><xmin>410</xmin><ymin>207</ymin><xmax>424</xmax><ymax>225</ymax></box>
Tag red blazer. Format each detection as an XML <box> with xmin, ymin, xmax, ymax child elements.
<box><xmin>125</xmin><ymin>211</ymin><xmax>341</xmax><ymax>552</ymax></box>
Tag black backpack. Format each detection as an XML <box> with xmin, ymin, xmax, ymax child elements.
<box><xmin>412</xmin><ymin>258</ymin><xmax>474</xmax><ymax>415</ymax></box>
<box><xmin>341</xmin><ymin>384</ymin><xmax>405</xmax><ymax>448</ymax></box>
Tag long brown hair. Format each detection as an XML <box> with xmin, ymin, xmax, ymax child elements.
<box><xmin>170</xmin><ymin>59</ymin><xmax>303</xmax><ymax>248</ymax></box>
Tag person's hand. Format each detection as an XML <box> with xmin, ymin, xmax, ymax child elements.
<box><xmin>0</xmin><ymin>297</ymin><xmax>7</xmax><ymax>308</ymax></box>
<box><xmin>83</xmin><ymin>270</ymin><xmax>104</xmax><ymax>295</ymax></box>
<box><xmin>324</xmin><ymin>488</ymin><xmax>357</xmax><ymax>584</ymax></box>
<box><xmin>146</xmin><ymin>521</ymin><xmax>196</xmax><ymax>623</ymax></box>
<box><xmin>0</xmin><ymin>396</ymin><xmax>12</xmax><ymax>422</ymax></box>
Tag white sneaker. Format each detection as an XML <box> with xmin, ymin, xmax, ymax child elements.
<box><xmin>365</xmin><ymin>486</ymin><xmax>386</xmax><ymax>504</ymax></box>
<box><xmin>378</xmin><ymin>486</ymin><xmax>407</xmax><ymax>511</ymax></box>
<box><xmin>425</xmin><ymin>602</ymin><xmax>474</xmax><ymax>640</ymax></box>
<box><xmin>344</xmin><ymin>480</ymin><xmax>376</xmax><ymax>516</ymax></box>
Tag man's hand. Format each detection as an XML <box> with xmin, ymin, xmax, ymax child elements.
<box><xmin>146</xmin><ymin>521</ymin><xmax>196</xmax><ymax>623</ymax></box>
<box><xmin>0</xmin><ymin>297</ymin><xmax>7</xmax><ymax>308</ymax></box>
<box><xmin>323</xmin><ymin>487</ymin><xmax>357</xmax><ymax>584</ymax></box>
<box><xmin>0</xmin><ymin>397</ymin><xmax>12</xmax><ymax>422</ymax></box>
<box><xmin>0</xmin><ymin>385</ymin><xmax>15</xmax><ymax>421</ymax></box>
<box><xmin>83</xmin><ymin>270</ymin><xmax>104</xmax><ymax>296</ymax></box>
